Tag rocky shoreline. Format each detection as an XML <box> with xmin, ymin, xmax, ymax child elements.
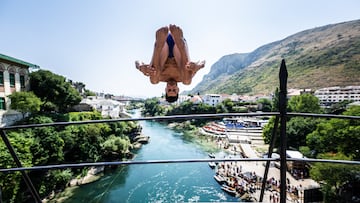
<box><xmin>43</xmin><ymin>134</ymin><xmax>150</xmax><ymax>202</ymax></box>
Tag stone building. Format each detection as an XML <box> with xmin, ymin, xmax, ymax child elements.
<box><xmin>0</xmin><ymin>53</ymin><xmax>39</xmax><ymax>126</ymax></box>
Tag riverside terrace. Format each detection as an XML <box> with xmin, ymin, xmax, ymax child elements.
<box><xmin>200</xmin><ymin>120</ymin><xmax>265</xmax><ymax>145</ymax></box>
<box><xmin>1</xmin><ymin>59</ymin><xmax>360</xmax><ymax>203</ymax></box>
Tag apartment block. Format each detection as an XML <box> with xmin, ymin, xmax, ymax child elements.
<box><xmin>314</xmin><ymin>86</ymin><xmax>360</xmax><ymax>107</ymax></box>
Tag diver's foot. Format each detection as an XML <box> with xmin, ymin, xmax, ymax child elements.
<box><xmin>155</xmin><ymin>26</ymin><xmax>169</xmax><ymax>50</ymax></box>
<box><xmin>169</xmin><ymin>24</ymin><xmax>186</xmax><ymax>50</ymax></box>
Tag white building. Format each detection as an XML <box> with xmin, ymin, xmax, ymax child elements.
<box><xmin>77</xmin><ymin>96</ymin><xmax>127</xmax><ymax>118</ymax></box>
<box><xmin>314</xmin><ymin>86</ymin><xmax>360</xmax><ymax>107</ymax></box>
<box><xmin>202</xmin><ymin>94</ymin><xmax>222</xmax><ymax>106</ymax></box>
<box><xmin>0</xmin><ymin>54</ymin><xmax>39</xmax><ymax>126</ymax></box>
<box><xmin>177</xmin><ymin>94</ymin><xmax>191</xmax><ymax>104</ymax></box>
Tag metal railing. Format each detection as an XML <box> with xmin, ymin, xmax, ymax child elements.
<box><xmin>1</xmin><ymin>59</ymin><xmax>360</xmax><ymax>203</ymax></box>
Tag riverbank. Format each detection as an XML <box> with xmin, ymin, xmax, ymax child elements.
<box><xmin>43</xmin><ymin>171</ymin><xmax>102</xmax><ymax>203</ymax></box>
<box><xmin>43</xmin><ymin>136</ymin><xmax>149</xmax><ymax>203</ymax></box>
<box><xmin>168</xmin><ymin>122</ymin><xmax>223</xmax><ymax>153</ymax></box>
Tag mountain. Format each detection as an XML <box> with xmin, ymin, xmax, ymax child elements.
<box><xmin>187</xmin><ymin>19</ymin><xmax>360</xmax><ymax>96</ymax></box>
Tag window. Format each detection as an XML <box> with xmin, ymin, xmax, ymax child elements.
<box><xmin>20</xmin><ymin>75</ymin><xmax>25</xmax><ymax>88</ymax></box>
<box><xmin>0</xmin><ymin>97</ymin><xmax>5</xmax><ymax>110</ymax></box>
<box><xmin>0</xmin><ymin>72</ymin><xmax>3</xmax><ymax>85</ymax></box>
<box><xmin>10</xmin><ymin>73</ymin><xmax>15</xmax><ymax>87</ymax></box>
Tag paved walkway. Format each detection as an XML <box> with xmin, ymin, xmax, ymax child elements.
<box><xmin>236</xmin><ymin>143</ymin><xmax>320</xmax><ymax>202</ymax></box>
<box><xmin>240</xmin><ymin>143</ymin><xmax>260</xmax><ymax>158</ymax></box>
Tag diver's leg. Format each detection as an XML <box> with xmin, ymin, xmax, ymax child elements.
<box><xmin>151</xmin><ymin>26</ymin><xmax>169</xmax><ymax>71</ymax></box>
<box><xmin>169</xmin><ymin>24</ymin><xmax>190</xmax><ymax>81</ymax></box>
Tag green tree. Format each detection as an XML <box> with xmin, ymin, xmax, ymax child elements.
<box><xmin>84</xmin><ymin>89</ymin><xmax>96</xmax><ymax>97</ymax></box>
<box><xmin>262</xmin><ymin>116</ymin><xmax>278</xmax><ymax>144</ymax></box>
<box><xmin>101</xmin><ymin>135</ymin><xmax>131</xmax><ymax>160</ymax></box>
<box><xmin>288</xmin><ymin>93</ymin><xmax>321</xmax><ymax>113</ymax></box>
<box><xmin>326</xmin><ymin>100</ymin><xmax>352</xmax><ymax>114</ymax></box>
<box><xmin>271</xmin><ymin>87</ymin><xmax>279</xmax><ymax>112</ymax></box>
<box><xmin>0</xmin><ymin>110</ymin><xmax>140</xmax><ymax>202</ymax></box>
<box><xmin>219</xmin><ymin>98</ymin><xmax>234</xmax><ymax>113</ymax></box>
<box><xmin>263</xmin><ymin>93</ymin><xmax>322</xmax><ymax>148</ymax></box>
<box><xmin>143</xmin><ymin>97</ymin><xmax>166</xmax><ymax>116</ymax></box>
<box><xmin>310</xmin><ymin>153</ymin><xmax>360</xmax><ymax>202</ymax></box>
<box><xmin>31</xmin><ymin>127</ymin><xmax>65</xmax><ymax>165</ymax></box>
<box><xmin>307</xmin><ymin>106</ymin><xmax>360</xmax><ymax>159</ymax></box>
<box><xmin>0</xmin><ymin>131</ymin><xmax>34</xmax><ymax>202</ymax></box>
<box><xmin>287</xmin><ymin>117</ymin><xmax>319</xmax><ymax>149</ymax></box>
<box><xmin>257</xmin><ymin>98</ymin><xmax>272</xmax><ymax>112</ymax></box>
<box><xmin>30</xmin><ymin>70</ymin><xmax>82</xmax><ymax>113</ymax></box>
<box><xmin>38</xmin><ymin>169</ymin><xmax>73</xmax><ymax>197</ymax></box>
<box><xmin>8</xmin><ymin>91</ymin><xmax>41</xmax><ymax>118</ymax></box>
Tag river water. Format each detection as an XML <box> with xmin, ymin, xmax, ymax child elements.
<box><xmin>63</xmin><ymin>111</ymin><xmax>239</xmax><ymax>202</ymax></box>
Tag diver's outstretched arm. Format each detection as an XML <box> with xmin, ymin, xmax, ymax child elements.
<box><xmin>182</xmin><ymin>60</ymin><xmax>205</xmax><ymax>85</ymax></box>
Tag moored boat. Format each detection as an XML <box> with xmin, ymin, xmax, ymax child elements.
<box><xmin>221</xmin><ymin>185</ymin><xmax>237</xmax><ymax>196</ymax></box>
<box><xmin>208</xmin><ymin>153</ymin><xmax>215</xmax><ymax>158</ymax></box>
<box><xmin>208</xmin><ymin>162</ymin><xmax>216</xmax><ymax>169</ymax></box>
<box><xmin>214</xmin><ymin>174</ymin><xmax>227</xmax><ymax>184</ymax></box>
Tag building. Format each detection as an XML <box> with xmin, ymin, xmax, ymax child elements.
<box><xmin>287</xmin><ymin>88</ymin><xmax>313</xmax><ymax>98</ymax></box>
<box><xmin>202</xmin><ymin>94</ymin><xmax>222</xmax><ymax>106</ymax></box>
<box><xmin>177</xmin><ymin>94</ymin><xmax>191</xmax><ymax>104</ymax></box>
<box><xmin>74</xmin><ymin>96</ymin><xmax>127</xmax><ymax>118</ymax></box>
<box><xmin>314</xmin><ymin>86</ymin><xmax>360</xmax><ymax>107</ymax></box>
<box><xmin>189</xmin><ymin>95</ymin><xmax>203</xmax><ymax>104</ymax></box>
<box><xmin>0</xmin><ymin>54</ymin><xmax>39</xmax><ymax>126</ymax></box>
<box><xmin>286</xmin><ymin>150</ymin><xmax>307</xmax><ymax>179</ymax></box>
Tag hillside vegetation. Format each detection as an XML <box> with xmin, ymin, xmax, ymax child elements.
<box><xmin>189</xmin><ymin>19</ymin><xmax>360</xmax><ymax>95</ymax></box>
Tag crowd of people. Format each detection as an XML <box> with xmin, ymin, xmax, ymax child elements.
<box><xmin>215</xmin><ymin>161</ymin><xmax>260</xmax><ymax>200</ymax></box>
<box><xmin>209</xmin><ymin>140</ymin><xmax>308</xmax><ymax>202</ymax></box>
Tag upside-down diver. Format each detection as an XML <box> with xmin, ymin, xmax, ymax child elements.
<box><xmin>136</xmin><ymin>24</ymin><xmax>205</xmax><ymax>103</ymax></box>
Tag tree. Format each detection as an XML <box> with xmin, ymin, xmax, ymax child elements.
<box><xmin>262</xmin><ymin>116</ymin><xmax>278</xmax><ymax>144</ymax></box>
<box><xmin>72</xmin><ymin>81</ymin><xmax>86</xmax><ymax>94</ymax></box>
<box><xmin>84</xmin><ymin>89</ymin><xmax>96</xmax><ymax>97</ymax></box>
<box><xmin>101</xmin><ymin>135</ymin><xmax>131</xmax><ymax>159</ymax></box>
<box><xmin>287</xmin><ymin>117</ymin><xmax>319</xmax><ymax>149</ymax></box>
<box><xmin>271</xmin><ymin>87</ymin><xmax>279</xmax><ymax>112</ymax></box>
<box><xmin>8</xmin><ymin>91</ymin><xmax>41</xmax><ymax>118</ymax></box>
<box><xmin>0</xmin><ymin>110</ymin><xmax>140</xmax><ymax>202</ymax></box>
<box><xmin>307</xmin><ymin>106</ymin><xmax>360</xmax><ymax>159</ymax></box>
<box><xmin>30</xmin><ymin>70</ymin><xmax>82</xmax><ymax>113</ymax></box>
<box><xmin>220</xmin><ymin>98</ymin><xmax>234</xmax><ymax>112</ymax></box>
<box><xmin>257</xmin><ymin>98</ymin><xmax>272</xmax><ymax>112</ymax></box>
<box><xmin>143</xmin><ymin>97</ymin><xmax>166</xmax><ymax>116</ymax></box>
<box><xmin>310</xmin><ymin>153</ymin><xmax>360</xmax><ymax>202</ymax></box>
<box><xmin>31</xmin><ymin>127</ymin><xmax>65</xmax><ymax>165</ymax></box>
<box><xmin>0</xmin><ymin>131</ymin><xmax>34</xmax><ymax>201</ymax></box>
<box><xmin>326</xmin><ymin>100</ymin><xmax>352</xmax><ymax>114</ymax></box>
<box><xmin>263</xmin><ymin>93</ymin><xmax>321</xmax><ymax>149</ymax></box>
<box><xmin>288</xmin><ymin>93</ymin><xmax>321</xmax><ymax>113</ymax></box>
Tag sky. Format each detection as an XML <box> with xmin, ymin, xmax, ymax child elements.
<box><xmin>0</xmin><ymin>0</ymin><xmax>359</xmax><ymax>98</ymax></box>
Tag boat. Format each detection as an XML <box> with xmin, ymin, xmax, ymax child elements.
<box><xmin>214</xmin><ymin>174</ymin><xmax>227</xmax><ymax>184</ymax></box>
<box><xmin>208</xmin><ymin>153</ymin><xmax>215</xmax><ymax>158</ymax></box>
<box><xmin>208</xmin><ymin>162</ymin><xmax>216</xmax><ymax>169</ymax></box>
<box><xmin>221</xmin><ymin>185</ymin><xmax>237</xmax><ymax>196</ymax></box>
